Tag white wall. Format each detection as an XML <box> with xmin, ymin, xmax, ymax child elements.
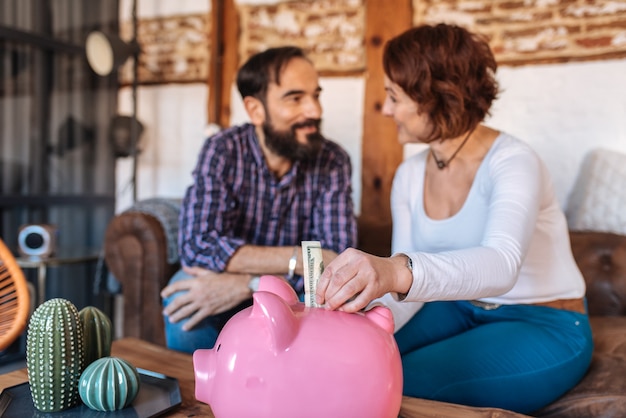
<box><xmin>119</xmin><ymin>0</ymin><xmax>210</xmax><ymax>20</ymax></box>
<box><xmin>116</xmin><ymin>84</ymin><xmax>209</xmax><ymax>211</ymax></box>
<box><xmin>489</xmin><ymin>59</ymin><xmax>626</xmax><ymax>208</ymax></box>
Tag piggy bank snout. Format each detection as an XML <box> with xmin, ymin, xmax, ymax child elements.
<box><xmin>193</xmin><ymin>349</ymin><xmax>216</xmax><ymax>403</ymax></box>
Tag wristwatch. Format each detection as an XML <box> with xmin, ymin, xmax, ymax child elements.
<box><xmin>402</xmin><ymin>253</ymin><xmax>413</xmax><ymax>273</ymax></box>
<box><xmin>396</xmin><ymin>253</ymin><xmax>413</xmax><ymax>301</ymax></box>
<box><xmin>248</xmin><ymin>275</ymin><xmax>261</xmax><ymax>292</ymax></box>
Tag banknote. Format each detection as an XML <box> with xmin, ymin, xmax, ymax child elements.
<box><xmin>302</xmin><ymin>240</ymin><xmax>324</xmax><ymax>307</ymax></box>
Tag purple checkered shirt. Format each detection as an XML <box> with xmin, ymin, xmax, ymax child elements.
<box><xmin>178</xmin><ymin>123</ymin><xmax>356</xmax><ymax>294</ymax></box>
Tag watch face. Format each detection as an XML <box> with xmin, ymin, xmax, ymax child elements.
<box><xmin>248</xmin><ymin>276</ymin><xmax>260</xmax><ymax>292</ymax></box>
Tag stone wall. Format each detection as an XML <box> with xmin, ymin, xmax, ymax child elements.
<box><xmin>414</xmin><ymin>0</ymin><xmax>626</xmax><ymax>65</ymax></box>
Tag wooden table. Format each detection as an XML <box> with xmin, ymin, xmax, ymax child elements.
<box><xmin>0</xmin><ymin>337</ymin><xmax>525</xmax><ymax>418</ymax></box>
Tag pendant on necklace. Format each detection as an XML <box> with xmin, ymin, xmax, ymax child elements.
<box><xmin>431</xmin><ymin>128</ymin><xmax>476</xmax><ymax>171</ymax></box>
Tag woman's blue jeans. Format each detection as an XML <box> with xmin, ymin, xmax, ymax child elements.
<box><xmin>395</xmin><ymin>300</ymin><xmax>593</xmax><ymax>414</ymax></box>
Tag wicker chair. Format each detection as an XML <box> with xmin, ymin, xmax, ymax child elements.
<box><xmin>0</xmin><ymin>238</ymin><xmax>31</xmax><ymax>352</ymax></box>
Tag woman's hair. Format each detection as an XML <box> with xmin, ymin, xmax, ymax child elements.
<box><xmin>383</xmin><ymin>24</ymin><xmax>499</xmax><ymax>141</ymax></box>
<box><xmin>236</xmin><ymin>46</ymin><xmax>307</xmax><ymax>102</ymax></box>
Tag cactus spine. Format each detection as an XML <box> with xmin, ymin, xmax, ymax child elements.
<box><xmin>79</xmin><ymin>306</ymin><xmax>112</xmax><ymax>366</ymax></box>
<box><xmin>26</xmin><ymin>298</ymin><xmax>85</xmax><ymax>412</ymax></box>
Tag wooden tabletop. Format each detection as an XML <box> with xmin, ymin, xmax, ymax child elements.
<box><xmin>1</xmin><ymin>337</ymin><xmax>526</xmax><ymax>418</ymax></box>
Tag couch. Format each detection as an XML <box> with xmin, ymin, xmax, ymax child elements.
<box><xmin>103</xmin><ymin>200</ymin><xmax>626</xmax><ymax>417</ymax></box>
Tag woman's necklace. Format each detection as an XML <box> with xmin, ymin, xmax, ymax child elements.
<box><xmin>430</xmin><ymin>129</ymin><xmax>474</xmax><ymax>170</ymax></box>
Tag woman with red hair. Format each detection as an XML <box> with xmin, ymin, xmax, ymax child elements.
<box><xmin>317</xmin><ymin>23</ymin><xmax>592</xmax><ymax>414</ymax></box>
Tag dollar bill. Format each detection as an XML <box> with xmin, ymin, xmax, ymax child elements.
<box><xmin>302</xmin><ymin>240</ymin><xmax>324</xmax><ymax>308</ymax></box>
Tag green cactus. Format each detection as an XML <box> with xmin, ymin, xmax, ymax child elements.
<box><xmin>26</xmin><ymin>298</ymin><xmax>85</xmax><ymax>412</ymax></box>
<box><xmin>79</xmin><ymin>306</ymin><xmax>112</xmax><ymax>366</ymax></box>
<box><xmin>79</xmin><ymin>356</ymin><xmax>141</xmax><ymax>411</ymax></box>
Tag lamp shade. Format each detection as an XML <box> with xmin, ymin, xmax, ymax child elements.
<box><xmin>86</xmin><ymin>31</ymin><xmax>137</xmax><ymax>76</ymax></box>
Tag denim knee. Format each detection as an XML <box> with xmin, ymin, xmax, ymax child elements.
<box><xmin>162</xmin><ymin>269</ymin><xmax>252</xmax><ymax>353</ymax></box>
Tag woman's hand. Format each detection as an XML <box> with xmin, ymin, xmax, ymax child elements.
<box><xmin>315</xmin><ymin>248</ymin><xmax>412</xmax><ymax>313</ymax></box>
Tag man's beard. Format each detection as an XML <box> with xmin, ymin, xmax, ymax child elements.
<box><xmin>262</xmin><ymin>118</ymin><xmax>324</xmax><ymax>161</ymax></box>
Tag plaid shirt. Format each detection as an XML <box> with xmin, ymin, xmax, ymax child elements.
<box><xmin>178</xmin><ymin>123</ymin><xmax>356</xmax><ymax>286</ymax></box>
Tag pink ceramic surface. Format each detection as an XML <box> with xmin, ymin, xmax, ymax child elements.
<box><xmin>193</xmin><ymin>275</ymin><xmax>403</xmax><ymax>418</ymax></box>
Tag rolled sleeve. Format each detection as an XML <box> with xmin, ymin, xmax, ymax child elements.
<box><xmin>178</xmin><ymin>135</ymin><xmax>246</xmax><ymax>271</ymax></box>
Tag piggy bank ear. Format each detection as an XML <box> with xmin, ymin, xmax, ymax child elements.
<box><xmin>364</xmin><ymin>306</ymin><xmax>395</xmax><ymax>334</ymax></box>
<box><xmin>251</xmin><ymin>291</ymin><xmax>298</xmax><ymax>353</ymax></box>
<box><xmin>258</xmin><ymin>275</ymin><xmax>299</xmax><ymax>304</ymax></box>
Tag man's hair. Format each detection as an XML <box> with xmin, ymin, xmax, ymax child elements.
<box><xmin>236</xmin><ymin>46</ymin><xmax>308</xmax><ymax>101</ymax></box>
<box><xmin>383</xmin><ymin>23</ymin><xmax>499</xmax><ymax>141</ymax></box>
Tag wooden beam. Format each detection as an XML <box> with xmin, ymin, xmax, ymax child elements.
<box><xmin>208</xmin><ymin>0</ymin><xmax>222</xmax><ymax>124</ymax></box>
<box><xmin>359</xmin><ymin>0</ymin><xmax>412</xmax><ymax>256</ymax></box>
<box><xmin>219</xmin><ymin>0</ymin><xmax>239</xmax><ymax>128</ymax></box>
<box><xmin>208</xmin><ymin>0</ymin><xmax>239</xmax><ymax>127</ymax></box>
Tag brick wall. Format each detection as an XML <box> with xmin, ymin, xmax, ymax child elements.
<box><xmin>120</xmin><ymin>14</ymin><xmax>210</xmax><ymax>85</ymax></box>
<box><xmin>122</xmin><ymin>0</ymin><xmax>626</xmax><ymax>85</ymax></box>
<box><xmin>238</xmin><ymin>0</ymin><xmax>365</xmax><ymax>73</ymax></box>
<box><xmin>414</xmin><ymin>0</ymin><xmax>626</xmax><ymax>66</ymax></box>
<box><xmin>237</xmin><ymin>0</ymin><xmax>626</xmax><ymax>70</ymax></box>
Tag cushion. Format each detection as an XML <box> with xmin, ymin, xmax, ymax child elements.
<box><xmin>566</xmin><ymin>148</ymin><xmax>626</xmax><ymax>235</ymax></box>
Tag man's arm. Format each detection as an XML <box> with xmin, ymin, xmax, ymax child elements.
<box><xmin>178</xmin><ymin>135</ymin><xmax>246</xmax><ymax>272</ymax></box>
<box><xmin>226</xmin><ymin>245</ymin><xmax>300</xmax><ymax>275</ymax></box>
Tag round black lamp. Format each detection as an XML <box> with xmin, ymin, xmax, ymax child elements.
<box><xmin>85</xmin><ymin>31</ymin><xmax>138</xmax><ymax>77</ymax></box>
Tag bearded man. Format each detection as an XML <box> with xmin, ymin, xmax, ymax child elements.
<box><xmin>161</xmin><ymin>46</ymin><xmax>357</xmax><ymax>353</ymax></box>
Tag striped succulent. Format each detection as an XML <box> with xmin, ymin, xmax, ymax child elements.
<box><xmin>26</xmin><ymin>298</ymin><xmax>85</xmax><ymax>412</ymax></box>
<box><xmin>79</xmin><ymin>306</ymin><xmax>112</xmax><ymax>366</ymax></box>
<box><xmin>79</xmin><ymin>356</ymin><xmax>141</xmax><ymax>411</ymax></box>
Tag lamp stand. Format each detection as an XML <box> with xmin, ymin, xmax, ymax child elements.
<box><xmin>129</xmin><ymin>0</ymin><xmax>138</xmax><ymax>203</ymax></box>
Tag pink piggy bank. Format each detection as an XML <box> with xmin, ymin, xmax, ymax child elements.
<box><xmin>193</xmin><ymin>275</ymin><xmax>403</xmax><ymax>418</ymax></box>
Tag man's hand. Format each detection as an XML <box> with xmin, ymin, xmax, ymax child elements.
<box><xmin>161</xmin><ymin>266</ymin><xmax>251</xmax><ymax>331</ymax></box>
